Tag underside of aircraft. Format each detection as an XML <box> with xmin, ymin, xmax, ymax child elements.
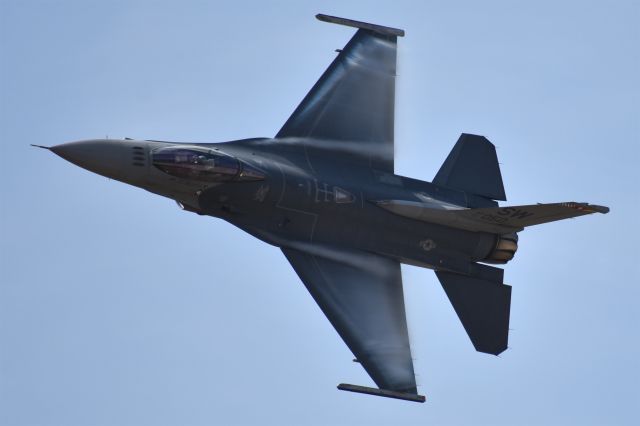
<box><xmin>37</xmin><ymin>13</ymin><xmax>609</xmax><ymax>403</ymax></box>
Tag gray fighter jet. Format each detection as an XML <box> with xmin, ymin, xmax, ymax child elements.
<box><xmin>35</xmin><ymin>14</ymin><xmax>608</xmax><ymax>403</ymax></box>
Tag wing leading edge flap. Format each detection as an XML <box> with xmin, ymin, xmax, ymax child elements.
<box><xmin>276</xmin><ymin>19</ymin><xmax>398</xmax><ymax>173</ymax></box>
<box><xmin>281</xmin><ymin>246</ymin><xmax>419</xmax><ymax>395</ymax></box>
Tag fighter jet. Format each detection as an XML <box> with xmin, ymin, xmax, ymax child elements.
<box><xmin>35</xmin><ymin>14</ymin><xmax>608</xmax><ymax>403</ymax></box>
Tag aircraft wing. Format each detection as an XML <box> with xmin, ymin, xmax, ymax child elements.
<box><xmin>276</xmin><ymin>14</ymin><xmax>402</xmax><ymax>173</ymax></box>
<box><xmin>281</xmin><ymin>245</ymin><xmax>423</xmax><ymax>401</ymax></box>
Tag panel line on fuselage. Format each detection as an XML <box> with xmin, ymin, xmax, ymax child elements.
<box><xmin>274</xmin><ymin>161</ymin><xmax>319</xmax><ymax>243</ymax></box>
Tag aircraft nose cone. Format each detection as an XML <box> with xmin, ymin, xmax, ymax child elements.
<box><xmin>51</xmin><ymin>139</ymin><xmax>125</xmax><ymax>178</ymax></box>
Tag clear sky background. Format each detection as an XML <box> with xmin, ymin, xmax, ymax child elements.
<box><xmin>1</xmin><ymin>1</ymin><xmax>638</xmax><ymax>425</ymax></box>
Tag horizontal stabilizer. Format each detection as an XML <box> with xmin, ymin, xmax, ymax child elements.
<box><xmin>374</xmin><ymin>200</ymin><xmax>609</xmax><ymax>233</ymax></box>
<box><xmin>433</xmin><ymin>134</ymin><xmax>506</xmax><ymax>200</ymax></box>
<box><xmin>436</xmin><ymin>271</ymin><xmax>511</xmax><ymax>355</ymax></box>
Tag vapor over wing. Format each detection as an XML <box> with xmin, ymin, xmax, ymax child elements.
<box><xmin>276</xmin><ymin>15</ymin><xmax>401</xmax><ymax>173</ymax></box>
<box><xmin>281</xmin><ymin>246</ymin><xmax>419</xmax><ymax>395</ymax></box>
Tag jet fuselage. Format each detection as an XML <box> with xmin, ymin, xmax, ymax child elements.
<box><xmin>39</xmin><ymin>13</ymin><xmax>609</xmax><ymax>402</ymax></box>
<box><xmin>52</xmin><ymin>138</ymin><xmax>500</xmax><ymax>274</ymax></box>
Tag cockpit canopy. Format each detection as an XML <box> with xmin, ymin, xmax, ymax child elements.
<box><xmin>152</xmin><ymin>147</ymin><xmax>264</xmax><ymax>182</ymax></box>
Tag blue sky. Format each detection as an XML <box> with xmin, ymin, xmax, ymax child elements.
<box><xmin>1</xmin><ymin>1</ymin><xmax>638</xmax><ymax>425</ymax></box>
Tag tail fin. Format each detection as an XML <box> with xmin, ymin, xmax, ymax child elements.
<box><xmin>373</xmin><ymin>200</ymin><xmax>610</xmax><ymax>234</ymax></box>
<box><xmin>435</xmin><ymin>271</ymin><xmax>511</xmax><ymax>355</ymax></box>
<box><xmin>433</xmin><ymin>134</ymin><xmax>506</xmax><ymax>201</ymax></box>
